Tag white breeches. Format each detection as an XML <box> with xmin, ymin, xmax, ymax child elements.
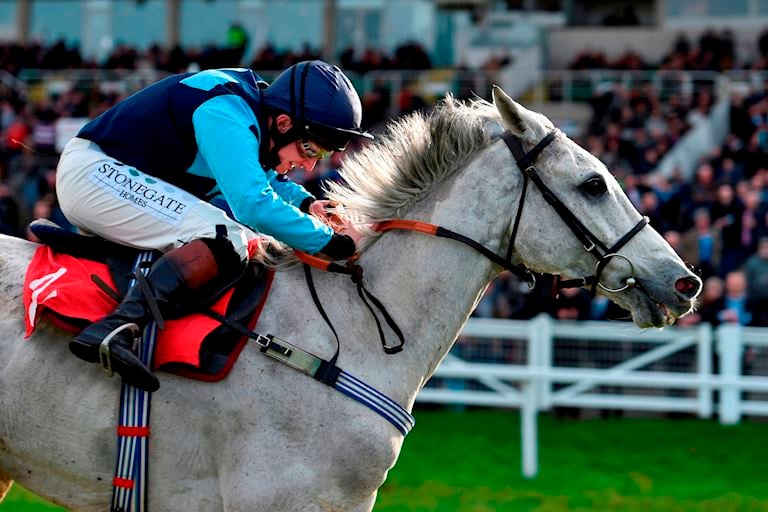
<box><xmin>56</xmin><ymin>137</ymin><xmax>257</xmax><ymax>261</ymax></box>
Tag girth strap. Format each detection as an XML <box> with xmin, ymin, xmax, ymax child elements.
<box><xmin>199</xmin><ymin>311</ymin><xmax>415</xmax><ymax>435</ymax></box>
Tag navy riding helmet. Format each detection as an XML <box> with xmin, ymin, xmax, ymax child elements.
<box><xmin>261</xmin><ymin>60</ymin><xmax>373</xmax><ymax>151</ymax></box>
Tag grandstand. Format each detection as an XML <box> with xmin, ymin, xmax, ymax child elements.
<box><xmin>1</xmin><ymin>1</ymin><xmax>768</xmax><ymax>508</ymax></box>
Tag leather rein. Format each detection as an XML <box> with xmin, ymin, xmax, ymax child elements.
<box><xmin>296</xmin><ymin>129</ymin><xmax>649</xmax><ymax>355</ymax></box>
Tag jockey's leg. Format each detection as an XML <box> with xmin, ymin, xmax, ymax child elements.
<box><xmin>69</xmin><ymin>236</ymin><xmax>244</xmax><ymax>392</ymax></box>
<box><xmin>56</xmin><ymin>137</ymin><xmax>255</xmax><ymax>391</ymax></box>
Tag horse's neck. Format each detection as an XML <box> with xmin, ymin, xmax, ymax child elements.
<box><xmin>357</xmin><ymin>150</ymin><xmax>518</xmax><ymax>405</ymax></box>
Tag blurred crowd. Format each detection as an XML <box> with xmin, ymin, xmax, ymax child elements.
<box><xmin>2</xmin><ymin>29</ymin><xmax>768</xmax><ymax>334</ymax></box>
<box><xmin>569</xmin><ymin>28</ymin><xmax>768</xmax><ymax>72</ymax></box>
<box><xmin>0</xmin><ymin>38</ymin><xmax>434</xmax><ymax>77</ymax></box>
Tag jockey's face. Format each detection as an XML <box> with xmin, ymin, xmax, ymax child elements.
<box><xmin>274</xmin><ymin>141</ymin><xmax>319</xmax><ymax>174</ymax></box>
<box><xmin>271</xmin><ymin>114</ymin><xmax>332</xmax><ymax>174</ymax></box>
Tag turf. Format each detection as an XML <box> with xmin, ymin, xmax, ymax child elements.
<box><xmin>3</xmin><ymin>410</ymin><xmax>767</xmax><ymax>511</ymax></box>
<box><xmin>375</xmin><ymin>409</ymin><xmax>768</xmax><ymax>511</ymax></box>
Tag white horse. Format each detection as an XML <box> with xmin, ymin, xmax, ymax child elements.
<box><xmin>0</xmin><ymin>87</ymin><xmax>700</xmax><ymax>511</ymax></box>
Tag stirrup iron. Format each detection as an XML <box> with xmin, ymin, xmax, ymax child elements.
<box><xmin>98</xmin><ymin>323</ymin><xmax>140</xmax><ymax>377</ymax></box>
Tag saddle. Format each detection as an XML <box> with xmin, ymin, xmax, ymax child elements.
<box><xmin>23</xmin><ymin>221</ymin><xmax>274</xmax><ymax>381</ymax></box>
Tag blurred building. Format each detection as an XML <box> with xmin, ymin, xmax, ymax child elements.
<box><xmin>3</xmin><ymin>1</ymin><xmax>768</xmax><ymax>67</ymax></box>
<box><xmin>0</xmin><ymin>0</ymin><xmax>456</xmax><ymax>65</ymax></box>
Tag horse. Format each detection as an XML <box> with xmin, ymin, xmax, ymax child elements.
<box><xmin>0</xmin><ymin>86</ymin><xmax>701</xmax><ymax>511</ymax></box>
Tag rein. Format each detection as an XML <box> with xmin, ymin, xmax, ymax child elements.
<box><xmin>296</xmin><ymin>128</ymin><xmax>649</xmax><ymax>355</ymax></box>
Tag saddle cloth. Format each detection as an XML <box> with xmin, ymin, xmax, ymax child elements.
<box><xmin>23</xmin><ymin>231</ymin><xmax>274</xmax><ymax>382</ymax></box>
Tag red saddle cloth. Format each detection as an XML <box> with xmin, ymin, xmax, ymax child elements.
<box><xmin>23</xmin><ymin>244</ymin><xmax>273</xmax><ymax>381</ymax></box>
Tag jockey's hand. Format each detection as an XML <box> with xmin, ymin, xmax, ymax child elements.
<box><xmin>317</xmin><ymin>233</ymin><xmax>356</xmax><ymax>260</ymax></box>
<box><xmin>310</xmin><ymin>199</ymin><xmax>349</xmax><ymax>232</ymax></box>
<box><xmin>314</xmin><ymin>222</ymin><xmax>368</xmax><ymax>261</ymax></box>
<box><xmin>339</xmin><ymin>222</ymin><xmax>366</xmax><ymax>247</ymax></box>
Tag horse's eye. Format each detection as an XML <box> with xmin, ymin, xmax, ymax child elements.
<box><xmin>580</xmin><ymin>177</ymin><xmax>607</xmax><ymax>196</ymax></box>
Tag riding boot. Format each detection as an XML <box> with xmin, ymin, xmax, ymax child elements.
<box><xmin>70</xmin><ymin>238</ymin><xmax>243</xmax><ymax>392</ymax></box>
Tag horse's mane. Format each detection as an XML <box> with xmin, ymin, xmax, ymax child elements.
<box><xmin>263</xmin><ymin>94</ymin><xmax>501</xmax><ymax>268</ymax></box>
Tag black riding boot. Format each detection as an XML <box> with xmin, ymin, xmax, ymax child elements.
<box><xmin>70</xmin><ymin>238</ymin><xmax>242</xmax><ymax>392</ymax></box>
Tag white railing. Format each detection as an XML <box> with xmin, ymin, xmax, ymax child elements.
<box><xmin>0</xmin><ymin>70</ymin><xmax>26</xmax><ymax>94</ymax></box>
<box><xmin>416</xmin><ymin>315</ymin><xmax>768</xmax><ymax>478</ymax></box>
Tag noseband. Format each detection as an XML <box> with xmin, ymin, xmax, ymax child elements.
<box><xmin>500</xmin><ymin>130</ymin><xmax>649</xmax><ymax>296</ymax></box>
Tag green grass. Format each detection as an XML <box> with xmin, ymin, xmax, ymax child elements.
<box><xmin>375</xmin><ymin>409</ymin><xmax>768</xmax><ymax>511</ymax></box>
<box><xmin>1</xmin><ymin>486</ymin><xmax>62</xmax><ymax>511</ymax></box>
<box><xmin>3</xmin><ymin>410</ymin><xmax>767</xmax><ymax>511</ymax></box>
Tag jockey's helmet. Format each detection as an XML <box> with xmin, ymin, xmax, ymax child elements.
<box><xmin>261</xmin><ymin>60</ymin><xmax>373</xmax><ymax>151</ymax></box>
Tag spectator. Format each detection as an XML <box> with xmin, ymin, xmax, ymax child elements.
<box><xmin>0</xmin><ymin>183</ymin><xmax>20</xmax><ymax>236</ymax></box>
<box><xmin>711</xmin><ymin>184</ymin><xmax>746</xmax><ymax>274</ymax></box>
<box><xmin>714</xmin><ymin>270</ymin><xmax>753</xmax><ymax>326</ymax></box>
<box><xmin>639</xmin><ymin>190</ymin><xmax>671</xmax><ymax>233</ymax></box>
<box><xmin>692</xmin><ymin>275</ymin><xmax>725</xmax><ymax>326</ymax></box>
<box><xmin>680</xmin><ymin>207</ymin><xmax>721</xmax><ymax>279</ymax></box>
<box><xmin>225</xmin><ymin>22</ymin><xmax>249</xmax><ymax>66</ymax></box>
<box><xmin>743</xmin><ymin>237</ymin><xmax>768</xmax><ymax>326</ymax></box>
<box><xmin>551</xmin><ymin>287</ymin><xmax>591</xmax><ymax>321</ymax></box>
<box><xmin>739</xmin><ymin>189</ymin><xmax>765</xmax><ymax>254</ymax></box>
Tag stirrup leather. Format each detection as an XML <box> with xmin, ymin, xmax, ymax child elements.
<box><xmin>99</xmin><ymin>323</ymin><xmax>140</xmax><ymax>377</ymax></box>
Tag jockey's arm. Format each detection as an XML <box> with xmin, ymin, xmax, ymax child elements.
<box><xmin>191</xmin><ymin>95</ymin><xmax>337</xmax><ymax>255</ymax></box>
<box><xmin>264</xmin><ymin>170</ymin><xmax>314</xmax><ymax>209</ymax></box>
<box><xmin>192</xmin><ymin>97</ymin><xmax>356</xmax><ymax>259</ymax></box>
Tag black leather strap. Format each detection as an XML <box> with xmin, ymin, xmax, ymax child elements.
<box><xmin>303</xmin><ymin>261</ymin><xmax>406</xmax><ymax>355</ymax></box>
<box><xmin>304</xmin><ymin>263</ymin><xmax>341</xmax><ymax>366</ymax></box>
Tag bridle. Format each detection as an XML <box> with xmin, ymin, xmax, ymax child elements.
<box><xmin>499</xmin><ymin>130</ymin><xmax>649</xmax><ymax>296</ymax></box>
<box><xmin>371</xmin><ymin>130</ymin><xmax>649</xmax><ymax>296</ymax></box>
<box><xmin>296</xmin><ymin>128</ymin><xmax>650</xmax><ymax>354</ymax></box>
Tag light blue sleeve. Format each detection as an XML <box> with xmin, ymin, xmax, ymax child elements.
<box><xmin>191</xmin><ymin>95</ymin><xmax>333</xmax><ymax>253</ymax></box>
<box><xmin>265</xmin><ymin>170</ymin><xmax>314</xmax><ymax>207</ymax></box>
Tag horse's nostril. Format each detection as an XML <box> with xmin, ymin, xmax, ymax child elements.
<box><xmin>675</xmin><ymin>276</ymin><xmax>701</xmax><ymax>298</ymax></box>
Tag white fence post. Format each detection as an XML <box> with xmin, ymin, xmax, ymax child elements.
<box><xmin>697</xmin><ymin>323</ymin><xmax>713</xmax><ymax>418</ymax></box>
<box><xmin>521</xmin><ymin>315</ymin><xmax>540</xmax><ymax>478</ymax></box>
<box><xmin>521</xmin><ymin>380</ymin><xmax>538</xmax><ymax>479</ymax></box>
<box><xmin>717</xmin><ymin>324</ymin><xmax>743</xmax><ymax>425</ymax></box>
<box><xmin>536</xmin><ymin>314</ymin><xmax>553</xmax><ymax>410</ymax></box>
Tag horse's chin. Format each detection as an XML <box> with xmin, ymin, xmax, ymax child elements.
<box><xmin>621</xmin><ymin>289</ymin><xmax>693</xmax><ymax>328</ymax></box>
<box><xmin>631</xmin><ymin>301</ymin><xmax>678</xmax><ymax>328</ymax></box>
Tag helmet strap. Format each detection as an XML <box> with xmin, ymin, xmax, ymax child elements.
<box><xmin>262</xmin><ymin>117</ymin><xmax>302</xmax><ymax>170</ymax></box>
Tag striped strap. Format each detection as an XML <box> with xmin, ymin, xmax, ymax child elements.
<box><xmin>111</xmin><ymin>251</ymin><xmax>157</xmax><ymax>512</ymax></box>
<box><xmin>334</xmin><ymin>372</ymin><xmax>415</xmax><ymax>435</ymax></box>
<box><xmin>257</xmin><ymin>334</ymin><xmax>415</xmax><ymax>435</ymax></box>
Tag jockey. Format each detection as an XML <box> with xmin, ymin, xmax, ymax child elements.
<box><xmin>55</xmin><ymin>60</ymin><xmax>373</xmax><ymax>392</ymax></box>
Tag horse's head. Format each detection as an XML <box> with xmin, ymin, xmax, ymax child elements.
<box><xmin>493</xmin><ymin>87</ymin><xmax>701</xmax><ymax>327</ymax></box>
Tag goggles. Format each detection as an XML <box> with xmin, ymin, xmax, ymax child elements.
<box><xmin>298</xmin><ymin>140</ymin><xmax>334</xmax><ymax>160</ymax></box>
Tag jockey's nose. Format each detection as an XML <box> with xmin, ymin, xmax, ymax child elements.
<box><xmin>674</xmin><ymin>275</ymin><xmax>702</xmax><ymax>300</ymax></box>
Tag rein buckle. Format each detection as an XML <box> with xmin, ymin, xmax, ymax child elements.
<box><xmin>256</xmin><ymin>334</ymin><xmax>292</xmax><ymax>357</ymax></box>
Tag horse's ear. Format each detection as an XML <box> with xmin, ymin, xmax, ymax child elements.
<box><xmin>492</xmin><ymin>85</ymin><xmax>528</xmax><ymax>137</ymax></box>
